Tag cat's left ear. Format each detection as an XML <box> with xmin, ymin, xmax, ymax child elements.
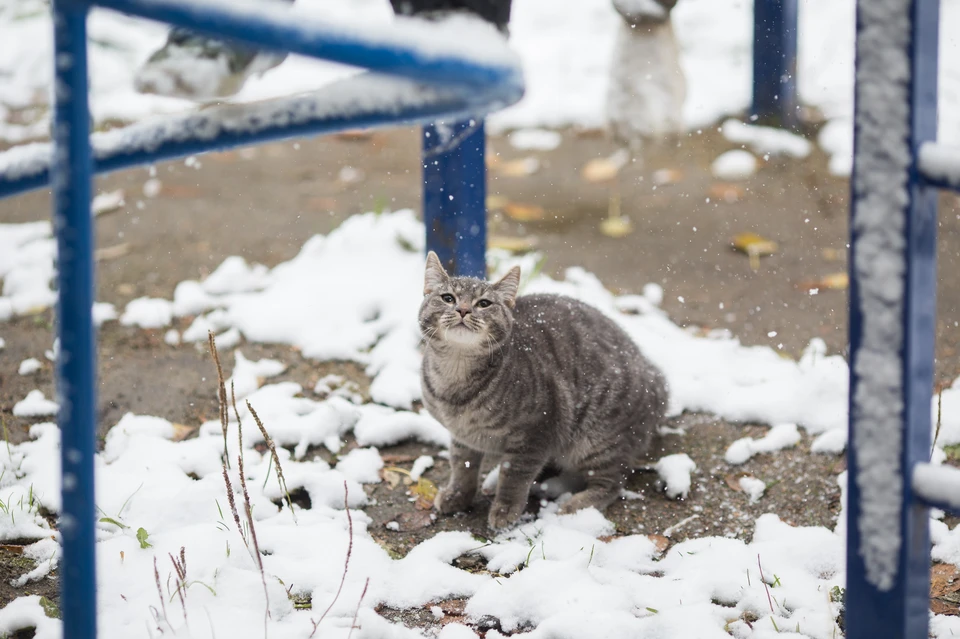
<box><xmin>424</xmin><ymin>251</ymin><xmax>449</xmax><ymax>295</ymax></box>
<box><xmin>493</xmin><ymin>266</ymin><xmax>521</xmax><ymax>308</ymax></box>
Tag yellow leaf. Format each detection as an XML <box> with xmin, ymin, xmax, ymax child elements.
<box><xmin>171</xmin><ymin>423</ymin><xmax>198</xmax><ymax>442</ymax></box>
<box><xmin>489</xmin><ymin>235</ymin><xmax>538</xmax><ymax>252</ymax></box>
<box><xmin>503</xmin><ymin>203</ymin><xmax>545</xmax><ymax>222</ymax></box>
<box><xmin>820</xmin><ymin>272</ymin><xmax>849</xmax><ymax>290</ymax></box>
<box><xmin>486</xmin><ymin>195</ymin><xmax>509</xmax><ymax>211</ymax></box>
<box><xmin>582</xmin><ymin>149</ymin><xmax>630</xmax><ymax>183</ymax></box>
<box><xmin>493</xmin><ymin>157</ymin><xmax>540</xmax><ymax>177</ymax></box>
<box><xmin>412</xmin><ymin>477</ymin><xmax>438</xmax><ymax>501</ymax></box>
<box><xmin>732</xmin><ymin>232</ymin><xmax>777</xmax><ymax>270</ymax></box>
<box><xmin>600</xmin><ymin>216</ymin><xmax>633</xmax><ymax>238</ymax></box>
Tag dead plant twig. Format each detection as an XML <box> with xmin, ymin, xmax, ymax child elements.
<box><xmin>248</xmin><ymin>401</ymin><xmax>297</xmax><ymax>524</ymax></box>
<box><xmin>757</xmin><ymin>555</ymin><xmax>776</xmax><ymax>614</ymax></box>
<box><xmin>309</xmin><ymin>481</ymin><xmax>354</xmax><ymax>638</ymax></box>
<box><xmin>209</xmin><ymin>331</ymin><xmax>231</xmax><ymax>470</ymax></box>
<box><xmin>347</xmin><ymin>578</ymin><xmax>370</xmax><ymax>639</ymax></box>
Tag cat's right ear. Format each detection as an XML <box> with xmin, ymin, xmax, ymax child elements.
<box><xmin>424</xmin><ymin>251</ymin><xmax>449</xmax><ymax>295</ymax></box>
<box><xmin>493</xmin><ymin>265</ymin><xmax>521</xmax><ymax>308</ymax></box>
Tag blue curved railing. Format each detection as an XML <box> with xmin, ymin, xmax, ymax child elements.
<box><xmin>0</xmin><ymin>1</ymin><xmax>523</xmax><ymax>637</ymax></box>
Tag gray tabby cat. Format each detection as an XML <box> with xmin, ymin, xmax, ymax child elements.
<box><xmin>419</xmin><ymin>251</ymin><xmax>668</xmax><ymax>529</ymax></box>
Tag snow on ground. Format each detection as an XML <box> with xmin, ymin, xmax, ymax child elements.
<box><xmin>1</xmin><ymin>0</ymin><xmax>958</xmax><ymax>175</ymax></box>
<box><xmin>3</xmin><ymin>209</ymin><xmax>960</xmax><ymax>636</ymax></box>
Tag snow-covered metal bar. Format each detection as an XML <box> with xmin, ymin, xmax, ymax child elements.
<box><xmin>845</xmin><ymin>0</ymin><xmax>940</xmax><ymax>637</ymax></box>
<box><xmin>919</xmin><ymin>142</ymin><xmax>960</xmax><ymax>192</ymax></box>
<box><xmin>93</xmin><ymin>0</ymin><xmax>520</xmax><ymax>90</ymax></box>
<box><xmin>50</xmin><ymin>2</ymin><xmax>99</xmax><ymax>638</ymax></box>
<box><xmin>0</xmin><ymin>74</ymin><xmax>522</xmax><ymax>197</ymax></box>
<box><xmin>913</xmin><ymin>463</ymin><xmax>960</xmax><ymax>514</ymax></box>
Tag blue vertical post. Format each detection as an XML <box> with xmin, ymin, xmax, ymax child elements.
<box><xmin>422</xmin><ymin>119</ymin><xmax>487</xmax><ymax>278</ymax></box>
<box><xmin>752</xmin><ymin>0</ymin><xmax>798</xmax><ymax>126</ymax></box>
<box><xmin>845</xmin><ymin>0</ymin><xmax>940</xmax><ymax>637</ymax></box>
<box><xmin>52</xmin><ymin>1</ymin><xmax>98</xmax><ymax>637</ymax></box>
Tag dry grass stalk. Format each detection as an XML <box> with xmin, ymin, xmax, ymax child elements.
<box><xmin>248</xmin><ymin>400</ymin><xmax>297</xmax><ymax>524</ymax></box>
<box><xmin>153</xmin><ymin>556</ymin><xmax>169</xmax><ymax>627</ymax></box>
<box><xmin>309</xmin><ymin>481</ymin><xmax>355</xmax><ymax>638</ymax></box>
<box><xmin>347</xmin><ymin>578</ymin><xmax>370</xmax><ymax>639</ymax></box>
<box><xmin>169</xmin><ymin>547</ymin><xmax>188</xmax><ymax>624</ymax></box>
<box><xmin>209</xmin><ymin>331</ymin><xmax>231</xmax><ymax>470</ymax></box>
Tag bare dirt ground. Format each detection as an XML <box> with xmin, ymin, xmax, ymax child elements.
<box><xmin>2</xmin><ymin>125</ymin><xmax>960</xmax><ymax>627</ymax></box>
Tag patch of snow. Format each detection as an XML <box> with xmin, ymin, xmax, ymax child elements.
<box><xmin>227</xmin><ymin>350</ymin><xmax>286</xmax><ymax>400</ymax></box>
<box><xmin>120</xmin><ymin>296</ymin><xmax>173</xmax><ymax>329</ymax></box>
<box><xmin>93</xmin><ymin>301</ymin><xmax>118</xmax><ymax>326</ymax></box>
<box><xmin>18</xmin><ymin>358</ymin><xmax>42</xmax><ymax>376</ymax></box>
<box><xmin>13</xmin><ymin>390</ymin><xmax>58</xmax><ymax>418</ymax></box>
<box><xmin>913</xmin><ymin>463</ymin><xmax>960</xmax><ymax>512</ymax></box>
<box><xmin>163</xmin><ymin>328</ymin><xmax>180</xmax><ymax>346</ymax></box>
<box><xmin>410</xmin><ymin>455</ymin><xmax>435</xmax><ymax>481</ymax></box>
<box><xmin>92</xmin><ymin>189</ymin><xmax>125</xmax><ymax>216</ymax></box>
<box><xmin>202</xmin><ymin>256</ymin><xmax>271</xmax><ymax>295</ymax></box>
<box><xmin>655</xmin><ymin>453</ymin><xmax>696</xmax><ymax>499</ymax></box>
<box><xmin>721</xmin><ymin>119</ymin><xmax>812</xmax><ymax>158</ymax></box>
<box><xmin>738</xmin><ymin>476</ymin><xmax>766</xmax><ymax>504</ymax></box>
<box><xmin>711</xmin><ymin>149</ymin><xmax>757</xmax><ymax>180</ymax></box>
<box><xmin>214</xmin><ymin>327</ymin><xmax>242</xmax><ymax>350</ymax></box>
<box><xmin>507</xmin><ymin>128</ymin><xmax>562</xmax><ymax>151</ymax></box>
<box><xmin>725</xmin><ymin>424</ymin><xmax>801</xmax><ymax>465</ymax></box>
<box><xmin>0</xmin><ymin>595</ymin><xmax>61</xmax><ymax>639</ymax></box>
<box><xmin>919</xmin><ymin>142</ymin><xmax>960</xmax><ymax>190</ymax></box>
<box><xmin>335</xmin><ymin>447</ymin><xmax>383</xmax><ymax>484</ymax></box>
<box><xmin>811</xmin><ymin>429</ymin><xmax>847</xmax><ymax>454</ymax></box>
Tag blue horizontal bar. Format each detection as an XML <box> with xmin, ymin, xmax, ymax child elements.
<box><xmin>0</xmin><ymin>75</ymin><xmax>522</xmax><ymax>197</ymax></box>
<box><xmin>91</xmin><ymin>0</ymin><xmax>521</xmax><ymax>91</ymax></box>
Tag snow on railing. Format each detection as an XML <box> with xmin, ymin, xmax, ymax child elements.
<box><xmin>919</xmin><ymin>142</ymin><xmax>960</xmax><ymax>191</ymax></box>
<box><xmin>0</xmin><ymin>73</ymin><xmax>521</xmax><ymax>196</ymax></box>
<box><xmin>912</xmin><ymin>462</ymin><xmax>960</xmax><ymax>513</ymax></box>
<box><xmin>94</xmin><ymin>0</ymin><xmax>520</xmax><ymax>88</ymax></box>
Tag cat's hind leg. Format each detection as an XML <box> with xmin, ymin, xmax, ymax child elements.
<box><xmin>559</xmin><ymin>449</ymin><xmax>630</xmax><ymax>515</ymax></box>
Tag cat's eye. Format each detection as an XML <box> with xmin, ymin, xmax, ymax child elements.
<box><xmin>476</xmin><ymin>299</ymin><xmax>492</xmax><ymax>308</ymax></box>
<box><xmin>441</xmin><ymin>294</ymin><xmax>455</xmax><ymax>303</ymax></box>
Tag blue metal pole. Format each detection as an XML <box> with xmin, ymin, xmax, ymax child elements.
<box><xmin>751</xmin><ymin>0</ymin><xmax>798</xmax><ymax>126</ymax></box>
<box><xmin>422</xmin><ymin>119</ymin><xmax>487</xmax><ymax>278</ymax></box>
<box><xmin>845</xmin><ymin>0</ymin><xmax>939</xmax><ymax>637</ymax></box>
<box><xmin>51</xmin><ymin>1</ymin><xmax>98</xmax><ymax>637</ymax></box>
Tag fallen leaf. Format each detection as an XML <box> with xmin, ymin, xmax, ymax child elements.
<box><xmin>600</xmin><ymin>215</ymin><xmax>633</xmax><ymax>238</ymax></box>
<box><xmin>493</xmin><ymin>157</ymin><xmax>540</xmax><ymax>177</ymax></box>
<box><xmin>647</xmin><ymin>534</ymin><xmax>670</xmax><ymax>554</ymax></box>
<box><xmin>380</xmin><ymin>453</ymin><xmax>417</xmax><ymax>464</ymax></box>
<box><xmin>709</xmin><ymin>183</ymin><xmax>745</xmax><ymax>203</ymax></box>
<box><xmin>438</xmin><ymin>599</ymin><xmax>467</xmax><ymax>616</ymax></box>
<box><xmin>92</xmin><ymin>189</ymin><xmax>125</xmax><ymax>216</ymax></box>
<box><xmin>503</xmin><ymin>203</ymin><xmax>545</xmax><ymax>222</ymax></box>
<box><xmin>652</xmin><ymin>168</ymin><xmax>683</xmax><ymax>186</ymax></box>
<box><xmin>412</xmin><ymin>477</ymin><xmax>438</xmax><ymax>509</ymax></box>
<box><xmin>489</xmin><ymin>235</ymin><xmax>538</xmax><ymax>252</ymax></box>
<box><xmin>820</xmin><ymin>272</ymin><xmax>849</xmax><ymax>290</ymax></box>
<box><xmin>380</xmin><ymin>468</ymin><xmax>403</xmax><ymax>489</ymax></box>
<box><xmin>0</xmin><ymin>545</ymin><xmax>24</xmax><ymax>554</ymax></box>
<box><xmin>582</xmin><ymin>149</ymin><xmax>631</xmax><ymax>183</ymax></box>
<box><xmin>798</xmin><ymin>272</ymin><xmax>849</xmax><ymax>292</ymax></box>
<box><xmin>731</xmin><ymin>232</ymin><xmax>778</xmax><ymax>270</ymax></box>
<box><xmin>724</xmin><ymin>472</ymin><xmax>750</xmax><ymax>492</ymax></box>
<box><xmin>95</xmin><ymin>243</ymin><xmax>130</xmax><ymax>262</ymax></box>
<box><xmin>394</xmin><ymin>510</ymin><xmax>434</xmax><ymax>532</ymax></box>
<box><xmin>486</xmin><ymin>194</ymin><xmax>509</xmax><ymax>211</ymax></box>
<box><xmin>171</xmin><ymin>423</ymin><xmax>198</xmax><ymax>442</ymax></box>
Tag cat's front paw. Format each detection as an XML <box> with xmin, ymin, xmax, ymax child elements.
<box><xmin>487</xmin><ymin>500</ymin><xmax>525</xmax><ymax>530</ymax></box>
<box><xmin>434</xmin><ymin>484</ymin><xmax>474</xmax><ymax>515</ymax></box>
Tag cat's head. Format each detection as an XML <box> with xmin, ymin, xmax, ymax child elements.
<box><xmin>418</xmin><ymin>251</ymin><xmax>520</xmax><ymax>350</ymax></box>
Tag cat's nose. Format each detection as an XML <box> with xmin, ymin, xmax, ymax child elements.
<box><xmin>456</xmin><ymin>307</ymin><xmax>471</xmax><ymax>318</ymax></box>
